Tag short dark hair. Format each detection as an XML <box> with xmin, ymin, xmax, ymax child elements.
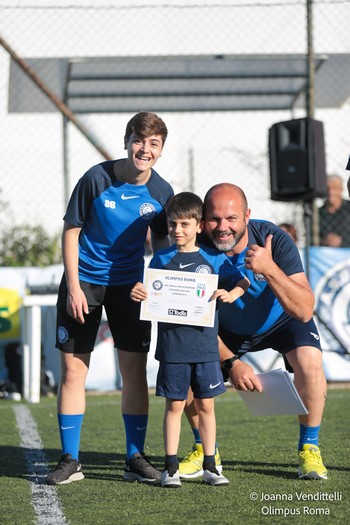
<box><xmin>124</xmin><ymin>112</ymin><xmax>168</xmax><ymax>144</ymax></box>
<box><xmin>166</xmin><ymin>192</ymin><xmax>203</xmax><ymax>223</ymax></box>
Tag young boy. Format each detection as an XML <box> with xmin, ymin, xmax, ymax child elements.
<box><xmin>131</xmin><ymin>192</ymin><xmax>249</xmax><ymax>487</ymax></box>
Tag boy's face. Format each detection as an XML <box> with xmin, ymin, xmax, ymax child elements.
<box><xmin>167</xmin><ymin>215</ymin><xmax>202</xmax><ymax>252</ymax></box>
<box><xmin>125</xmin><ymin>132</ymin><xmax>163</xmax><ymax>172</ymax></box>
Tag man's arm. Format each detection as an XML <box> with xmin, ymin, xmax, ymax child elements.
<box><xmin>218</xmin><ymin>337</ymin><xmax>263</xmax><ymax>392</ymax></box>
<box><xmin>245</xmin><ymin>234</ymin><xmax>314</xmax><ymax>322</ymax></box>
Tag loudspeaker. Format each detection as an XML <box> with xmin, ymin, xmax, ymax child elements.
<box><xmin>269</xmin><ymin>118</ymin><xmax>327</xmax><ymax>201</ymax></box>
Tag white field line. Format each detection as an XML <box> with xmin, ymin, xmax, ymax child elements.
<box><xmin>13</xmin><ymin>404</ymin><xmax>68</xmax><ymax>525</ymax></box>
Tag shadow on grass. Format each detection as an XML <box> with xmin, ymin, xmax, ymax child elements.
<box><xmin>0</xmin><ymin>446</ymin><xmax>163</xmax><ymax>483</ymax></box>
<box><xmin>223</xmin><ymin>458</ymin><xmax>350</xmax><ymax>479</ymax></box>
<box><xmin>1</xmin><ymin>446</ymin><xmax>349</xmax><ymax>484</ymax></box>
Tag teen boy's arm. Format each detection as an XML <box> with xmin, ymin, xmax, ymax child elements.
<box><xmin>62</xmin><ymin>222</ymin><xmax>89</xmax><ymax>324</ymax></box>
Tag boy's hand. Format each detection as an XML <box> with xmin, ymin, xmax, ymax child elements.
<box><xmin>130</xmin><ymin>282</ymin><xmax>148</xmax><ymax>302</ymax></box>
<box><xmin>211</xmin><ymin>288</ymin><xmax>241</xmax><ymax>303</ymax></box>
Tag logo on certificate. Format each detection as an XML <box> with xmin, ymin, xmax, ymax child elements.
<box><xmin>152</xmin><ymin>280</ymin><xmax>163</xmax><ymax>291</ymax></box>
<box><xmin>196</xmin><ymin>283</ymin><xmax>206</xmax><ymax>298</ymax></box>
<box><xmin>168</xmin><ymin>309</ymin><xmax>188</xmax><ymax>317</ymax></box>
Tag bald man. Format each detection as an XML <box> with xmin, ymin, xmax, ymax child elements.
<box><xmin>180</xmin><ymin>183</ymin><xmax>328</xmax><ymax>481</ymax></box>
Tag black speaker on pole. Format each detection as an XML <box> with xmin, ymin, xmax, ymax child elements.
<box><xmin>269</xmin><ymin>117</ymin><xmax>327</xmax><ymax>201</ymax></box>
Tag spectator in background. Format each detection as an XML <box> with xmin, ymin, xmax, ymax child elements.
<box><xmin>278</xmin><ymin>223</ymin><xmax>298</xmax><ymax>243</ymax></box>
<box><xmin>319</xmin><ymin>175</ymin><xmax>350</xmax><ymax>247</ymax></box>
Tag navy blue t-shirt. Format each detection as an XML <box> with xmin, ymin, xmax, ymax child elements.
<box><xmin>64</xmin><ymin>160</ymin><xmax>174</xmax><ymax>286</ymax></box>
<box><xmin>218</xmin><ymin>220</ymin><xmax>304</xmax><ymax>335</ymax></box>
<box><xmin>149</xmin><ymin>245</ymin><xmax>244</xmax><ymax>363</ymax></box>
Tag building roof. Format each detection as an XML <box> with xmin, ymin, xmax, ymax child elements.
<box><xmin>9</xmin><ymin>53</ymin><xmax>350</xmax><ymax>113</ymax></box>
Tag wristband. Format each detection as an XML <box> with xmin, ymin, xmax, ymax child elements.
<box><xmin>221</xmin><ymin>355</ymin><xmax>240</xmax><ymax>381</ymax></box>
<box><xmin>222</xmin><ymin>355</ymin><xmax>240</xmax><ymax>372</ymax></box>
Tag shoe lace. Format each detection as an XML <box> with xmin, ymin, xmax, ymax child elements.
<box><xmin>183</xmin><ymin>449</ymin><xmax>202</xmax><ymax>463</ymax></box>
<box><xmin>300</xmin><ymin>449</ymin><xmax>322</xmax><ymax>464</ymax></box>
<box><xmin>55</xmin><ymin>459</ymin><xmax>71</xmax><ymax>470</ymax></box>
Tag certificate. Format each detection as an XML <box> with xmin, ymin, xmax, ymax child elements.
<box><xmin>140</xmin><ymin>268</ymin><xmax>219</xmax><ymax>327</ymax></box>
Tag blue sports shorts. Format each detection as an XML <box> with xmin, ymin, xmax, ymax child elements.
<box><xmin>56</xmin><ymin>275</ymin><xmax>151</xmax><ymax>354</ymax></box>
<box><xmin>219</xmin><ymin>313</ymin><xmax>322</xmax><ymax>357</ymax></box>
<box><xmin>156</xmin><ymin>361</ymin><xmax>226</xmax><ymax>400</ymax></box>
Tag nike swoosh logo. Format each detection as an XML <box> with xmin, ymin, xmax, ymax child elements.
<box><xmin>121</xmin><ymin>193</ymin><xmax>140</xmax><ymax>200</ymax></box>
<box><xmin>136</xmin><ymin>426</ymin><xmax>147</xmax><ymax>431</ymax></box>
<box><xmin>60</xmin><ymin>426</ymin><xmax>75</xmax><ymax>430</ymax></box>
<box><xmin>209</xmin><ymin>381</ymin><xmax>221</xmax><ymax>389</ymax></box>
<box><xmin>179</xmin><ymin>262</ymin><xmax>195</xmax><ymax>269</ymax></box>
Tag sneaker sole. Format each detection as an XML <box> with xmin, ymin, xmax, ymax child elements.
<box><xmin>47</xmin><ymin>472</ymin><xmax>84</xmax><ymax>485</ymax></box>
<box><xmin>202</xmin><ymin>479</ymin><xmax>230</xmax><ymax>487</ymax></box>
<box><xmin>297</xmin><ymin>468</ymin><xmax>328</xmax><ymax>480</ymax></box>
<box><xmin>202</xmin><ymin>479</ymin><xmax>230</xmax><ymax>486</ymax></box>
<box><xmin>179</xmin><ymin>464</ymin><xmax>222</xmax><ymax>479</ymax></box>
<box><xmin>161</xmin><ymin>482</ymin><xmax>182</xmax><ymax>488</ymax></box>
<box><xmin>123</xmin><ymin>472</ymin><xmax>159</xmax><ymax>483</ymax></box>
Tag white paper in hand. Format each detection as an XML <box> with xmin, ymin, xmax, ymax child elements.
<box><xmin>235</xmin><ymin>369</ymin><xmax>308</xmax><ymax>416</ymax></box>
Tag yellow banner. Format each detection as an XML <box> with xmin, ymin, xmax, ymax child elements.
<box><xmin>0</xmin><ymin>288</ymin><xmax>22</xmax><ymax>339</ymax></box>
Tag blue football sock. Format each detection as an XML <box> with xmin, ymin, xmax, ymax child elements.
<box><xmin>58</xmin><ymin>413</ymin><xmax>84</xmax><ymax>460</ymax></box>
<box><xmin>298</xmin><ymin>423</ymin><xmax>320</xmax><ymax>450</ymax></box>
<box><xmin>123</xmin><ymin>414</ymin><xmax>148</xmax><ymax>460</ymax></box>
<box><xmin>191</xmin><ymin>428</ymin><xmax>218</xmax><ymax>452</ymax></box>
<box><xmin>192</xmin><ymin>427</ymin><xmax>201</xmax><ymax>444</ymax></box>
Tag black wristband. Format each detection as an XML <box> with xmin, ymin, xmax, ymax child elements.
<box><xmin>222</xmin><ymin>355</ymin><xmax>240</xmax><ymax>372</ymax></box>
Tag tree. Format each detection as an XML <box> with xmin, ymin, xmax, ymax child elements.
<box><xmin>0</xmin><ymin>224</ymin><xmax>61</xmax><ymax>267</ymax></box>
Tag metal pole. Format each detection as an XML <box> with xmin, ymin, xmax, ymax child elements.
<box><xmin>0</xmin><ymin>35</ymin><xmax>113</xmax><ymax>161</ymax></box>
<box><xmin>62</xmin><ymin>62</ymin><xmax>72</xmax><ymax>209</ymax></box>
<box><xmin>188</xmin><ymin>148</ymin><xmax>195</xmax><ymax>193</ymax></box>
<box><xmin>303</xmin><ymin>0</ymin><xmax>315</xmax><ymax>279</ymax></box>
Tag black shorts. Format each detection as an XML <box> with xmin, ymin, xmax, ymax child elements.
<box><xmin>56</xmin><ymin>275</ymin><xmax>151</xmax><ymax>354</ymax></box>
<box><xmin>219</xmin><ymin>313</ymin><xmax>322</xmax><ymax>358</ymax></box>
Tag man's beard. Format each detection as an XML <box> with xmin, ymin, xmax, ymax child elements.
<box><xmin>210</xmin><ymin>227</ymin><xmax>245</xmax><ymax>253</ymax></box>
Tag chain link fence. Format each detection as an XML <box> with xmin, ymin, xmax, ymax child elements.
<box><xmin>1</xmin><ymin>0</ymin><xmax>350</xmax><ymax>250</ymax></box>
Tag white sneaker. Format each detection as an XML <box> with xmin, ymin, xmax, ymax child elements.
<box><xmin>161</xmin><ymin>469</ymin><xmax>182</xmax><ymax>488</ymax></box>
<box><xmin>202</xmin><ymin>469</ymin><xmax>230</xmax><ymax>486</ymax></box>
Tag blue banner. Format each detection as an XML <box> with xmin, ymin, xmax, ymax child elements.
<box><xmin>308</xmin><ymin>247</ymin><xmax>350</xmax><ymax>353</ymax></box>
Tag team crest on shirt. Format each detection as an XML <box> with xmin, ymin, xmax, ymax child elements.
<box><xmin>314</xmin><ymin>259</ymin><xmax>350</xmax><ymax>351</ymax></box>
<box><xmin>195</xmin><ymin>265</ymin><xmax>211</xmax><ymax>274</ymax></box>
<box><xmin>139</xmin><ymin>202</ymin><xmax>156</xmax><ymax>220</ymax></box>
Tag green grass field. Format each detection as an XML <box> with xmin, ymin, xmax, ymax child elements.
<box><xmin>1</xmin><ymin>387</ymin><xmax>349</xmax><ymax>525</ymax></box>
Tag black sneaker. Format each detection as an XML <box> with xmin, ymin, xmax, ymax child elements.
<box><xmin>46</xmin><ymin>453</ymin><xmax>84</xmax><ymax>485</ymax></box>
<box><xmin>123</xmin><ymin>453</ymin><xmax>161</xmax><ymax>482</ymax></box>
